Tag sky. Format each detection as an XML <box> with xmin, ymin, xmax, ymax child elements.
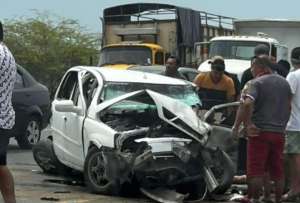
<box><xmin>2</xmin><ymin>0</ymin><xmax>300</xmax><ymax>33</ymax></box>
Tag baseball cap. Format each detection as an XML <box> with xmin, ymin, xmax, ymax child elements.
<box><xmin>208</xmin><ymin>55</ymin><xmax>225</xmax><ymax>71</ymax></box>
<box><xmin>291</xmin><ymin>47</ymin><xmax>300</xmax><ymax>64</ymax></box>
<box><xmin>254</xmin><ymin>44</ymin><xmax>269</xmax><ymax>56</ymax></box>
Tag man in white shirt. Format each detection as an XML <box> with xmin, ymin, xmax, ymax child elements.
<box><xmin>0</xmin><ymin>21</ymin><xmax>16</xmax><ymax>203</ymax></box>
<box><xmin>283</xmin><ymin>47</ymin><xmax>300</xmax><ymax>200</ymax></box>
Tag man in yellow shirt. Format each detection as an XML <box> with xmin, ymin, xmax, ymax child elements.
<box><xmin>194</xmin><ymin>56</ymin><xmax>235</xmax><ymax>109</ymax></box>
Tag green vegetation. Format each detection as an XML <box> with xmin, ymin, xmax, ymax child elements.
<box><xmin>4</xmin><ymin>12</ymin><xmax>100</xmax><ymax>97</ymax></box>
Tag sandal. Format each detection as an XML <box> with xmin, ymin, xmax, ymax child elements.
<box><xmin>282</xmin><ymin>191</ymin><xmax>300</xmax><ymax>202</ymax></box>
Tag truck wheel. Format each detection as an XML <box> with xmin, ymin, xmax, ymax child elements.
<box><xmin>84</xmin><ymin>147</ymin><xmax>120</xmax><ymax>195</ymax></box>
<box><xmin>16</xmin><ymin>116</ymin><xmax>41</xmax><ymax>149</ymax></box>
<box><xmin>33</xmin><ymin>139</ymin><xmax>70</xmax><ymax>175</ymax></box>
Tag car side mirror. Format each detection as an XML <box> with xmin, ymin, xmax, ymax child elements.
<box><xmin>54</xmin><ymin>100</ymin><xmax>82</xmax><ymax>114</ymax></box>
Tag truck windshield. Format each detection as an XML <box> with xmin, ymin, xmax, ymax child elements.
<box><xmin>99</xmin><ymin>46</ymin><xmax>152</xmax><ymax>66</ymax></box>
<box><xmin>209</xmin><ymin>41</ymin><xmax>270</xmax><ymax>60</ymax></box>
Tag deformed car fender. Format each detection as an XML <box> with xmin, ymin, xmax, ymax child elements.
<box><xmin>83</xmin><ymin>118</ymin><xmax>116</xmax><ymax>156</ymax></box>
<box><xmin>85</xmin><ymin>137</ymin><xmax>103</xmax><ymax>155</ymax></box>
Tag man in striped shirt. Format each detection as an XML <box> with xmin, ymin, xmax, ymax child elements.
<box><xmin>0</xmin><ymin>21</ymin><xmax>16</xmax><ymax>203</ymax></box>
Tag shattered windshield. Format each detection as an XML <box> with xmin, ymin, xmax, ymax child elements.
<box><xmin>101</xmin><ymin>82</ymin><xmax>200</xmax><ymax>107</ymax></box>
<box><xmin>99</xmin><ymin>46</ymin><xmax>152</xmax><ymax>66</ymax></box>
<box><xmin>209</xmin><ymin>40</ymin><xmax>270</xmax><ymax>60</ymax></box>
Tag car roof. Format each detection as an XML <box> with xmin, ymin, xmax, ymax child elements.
<box><xmin>70</xmin><ymin>66</ymin><xmax>188</xmax><ymax>85</ymax></box>
<box><xmin>178</xmin><ymin>67</ymin><xmax>199</xmax><ymax>73</ymax></box>
<box><xmin>128</xmin><ymin>65</ymin><xmax>166</xmax><ymax>74</ymax></box>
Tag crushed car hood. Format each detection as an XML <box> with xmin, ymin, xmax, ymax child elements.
<box><xmin>95</xmin><ymin>89</ymin><xmax>210</xmax><ymax>143</ymax></box>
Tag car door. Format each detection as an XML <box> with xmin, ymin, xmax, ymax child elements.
<box><xmin>52</xmin><ymin>70</ymin><xmax>85</xmax><ymax>168</ymax></box>
<box><xmin>11</xmin><ymin>67</ymin><xmax>34</xmax><ymax>135</ymax></box>
<box><xmin>61</xmin><ymin>71</ymin><xmax>100</xmax><ymax>169</ymax></box>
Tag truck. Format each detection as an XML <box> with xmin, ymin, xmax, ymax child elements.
<box><xmin>198</xmin><ymin>19</ymin><xmax>300</xmax><ymax>79</ymax></box>
<box><xmin>99</xmin><ymin>3</ymin><xmax>234</xmax><ymax>69</ymax></box>
<box><xmin>234</xmin><ymin>19</ymin><xmax>300</xmax><ymax>65</ymax></box>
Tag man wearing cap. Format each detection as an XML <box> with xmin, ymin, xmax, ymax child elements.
<box><xmin>282</xmin><ymin>47</ymin><xmax>300</xmax><ymax>200</ymax></box>
<box><xmin>193</xmin><ymin>55</ymin><xmax>235</xmax><ymax>109</ymax></box>
<box><xmin>0</xmin><ymin>21</ymin><xmax>17</xmax><ymax>203</ymax></box>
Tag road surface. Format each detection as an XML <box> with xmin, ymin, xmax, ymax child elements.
<box><xmin>6</xmin><ymin>139</ymin><xmax>154</xmax><ymax>203</ymax></box>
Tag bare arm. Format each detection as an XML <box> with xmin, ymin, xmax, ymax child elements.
<box><xmin>232</xmin><ymin>97</ymin><xmax>256</xmax><ymax>137</ymax></box>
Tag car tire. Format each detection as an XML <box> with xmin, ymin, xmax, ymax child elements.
<box><xmin>84</xmin><ymin>147</ymin><xmax>121</xmax><ymax>195</ymax></box>
<box><xmin>33</xmin><ymin>139</ymin><xmax>71</xmax><ymax>175</ymax></box>
<box><xmin>16</xmin><ymin>116</ymin><xmax>41</xmax><ymax>149</ymax></box>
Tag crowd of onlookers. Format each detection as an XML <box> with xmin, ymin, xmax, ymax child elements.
<box><xmin>164</xmin><ymin>44</ymin><xmax>300</xmax><ymax>203</ymax></box>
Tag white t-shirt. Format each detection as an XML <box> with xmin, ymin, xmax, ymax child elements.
<box><xmin>286</xmin><ymin>68</ymin><xmax>300</xmax><ymax>131</ymax></box>
<box><xmin>0</xmin><ymin>42</ymin><xmax>16</xmax><ymax>129</ymax></box>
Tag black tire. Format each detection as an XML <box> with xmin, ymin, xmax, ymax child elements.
<box><xmin>33</xmin><ymin>139</ymin><xmax>70</xmax><ymax>175</ymax></box>
<box><xmin>209</xmin><ymin>149</ymin><xmax>235</xmax><ymax>194</ymax></box>
<box><xmin>84</xmin><ymin>147</ymin><xmax>121</xmax><ymax>195</ymax></box>
<box><xmin>16</xmin><ymin>116</ymin><xmax>41</xmax><ymax>149</ymax></box>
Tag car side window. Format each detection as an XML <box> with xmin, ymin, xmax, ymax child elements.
<box><xmin>14</xmin><ymin>71</ymin><xmax>25</xmax><ymax>89</ymax></box>
<box><xmin>82</xmin><ymin>73</ymin><xmax>98</xmax><ymax>108</ymax></box>
<box><xmin>56</xmin><ymin>71</ymin><xmax>78</xmax><ymax>100</ymax></box>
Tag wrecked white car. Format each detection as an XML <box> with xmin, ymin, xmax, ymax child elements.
<box><xmin>33</xmin><ymin>66</ymin><xmax>235</xmax><ymax>202</ymax></box>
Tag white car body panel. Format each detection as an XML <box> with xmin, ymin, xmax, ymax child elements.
<box><xmin>145</xmin><ymin>90</ymin><xmax>210</xmax><ymax>144</ymax></box>
<box><xmin>83</xmin><ymin>118</ymin><xmax>116</xmax><ymax>157</ymax></box>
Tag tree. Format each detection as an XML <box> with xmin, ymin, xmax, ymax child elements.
<box><xmin>3</xmin><ymin>12</ymin><xmax>100</xmax><ymax>97</ymax></box>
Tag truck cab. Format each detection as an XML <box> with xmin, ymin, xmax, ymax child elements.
<box><xmin>98</xmin><ymin>42</ymin><xmax>165</xmax><ymax>70</ymax></box>
<box><xmin>197</xmin><ymin>35</ymin><xmax>288</xmax><ymax>80</ymax></box>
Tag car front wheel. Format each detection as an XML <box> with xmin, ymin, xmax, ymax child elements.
<box><xmin>84</xmin><ymin>147</ymin><xmax>120</xmax><ymax>195</ymax></box>
<box><xmin>16</xmin><ymin>116</ymin><xmax>41</xmax><ymax>149</ymax></box>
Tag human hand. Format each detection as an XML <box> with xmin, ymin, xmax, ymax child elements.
<box><xmin>246</xmin><ymin>123</ymin><xmax>260</xmax><ymax>137</ymax></box>
<box><xmin>231</xmin><ymin>125</ymin><xmax>240</xmax><ymax>139</ymax></box>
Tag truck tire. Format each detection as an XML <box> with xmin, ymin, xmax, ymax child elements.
<box><xmin>84</xmin><ymin>147</ymin><xmax>121</xmax><ymax>195</ymax></box>
<box><xmin>16</xmin><ymin>116</ymin><xmax>41</xmax><ymax>149</ymax></box>
<box><xmin>33</xmin><ymin>139</ymin><xmax>70</xmax><ymax>175</ymax></box>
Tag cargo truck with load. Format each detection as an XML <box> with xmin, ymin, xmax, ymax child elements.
<box><xmin>99</xmin><ymin>3</ymin><xmax>234</xmax><ymax>69</ymax></box>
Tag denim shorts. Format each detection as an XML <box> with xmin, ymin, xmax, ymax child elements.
<box><xmin>0</xmin><ymin>129</ymin><xmax>11</xmax><ymax>165</ymax></box>
<box><xmin>285</xmin><ymin>131</ymin><xmax>300</xmax><ymax>154</ymax></box>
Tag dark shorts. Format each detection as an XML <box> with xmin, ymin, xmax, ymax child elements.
<box><xmin>0</xmin><ymin>129</ymin><xmax>11</xmax><ymax>165</ymax></box>
<box><xmin>247</xmin><ymin>131</ymin><xmax>284</xmax><ymax>181</ymax></box>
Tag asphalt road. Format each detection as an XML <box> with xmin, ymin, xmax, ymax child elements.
<box><xmin>6</xmin><ymin>139</ymin><xmax>155</xmax><ymax>203</ymax></box>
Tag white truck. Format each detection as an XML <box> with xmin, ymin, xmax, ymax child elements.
<box><xmin>197</xmin><ymin>19</ymin><xmax>300</xmax><ymax>79</ymax></box>
<box><xmin>234</xmin><ymin>19</ymin><xmax>300</xmax><ymax>64</ymax></box>
<box><xmin>197</xmin><ymin>34</ymin><xmax>288</xmax><ymax>80</ymax></box>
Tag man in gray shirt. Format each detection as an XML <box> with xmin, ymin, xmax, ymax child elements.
<box><xmin>232</xmin><ymin>55</ymin><xmax>291</xmax><ymax>203</ymax></box>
